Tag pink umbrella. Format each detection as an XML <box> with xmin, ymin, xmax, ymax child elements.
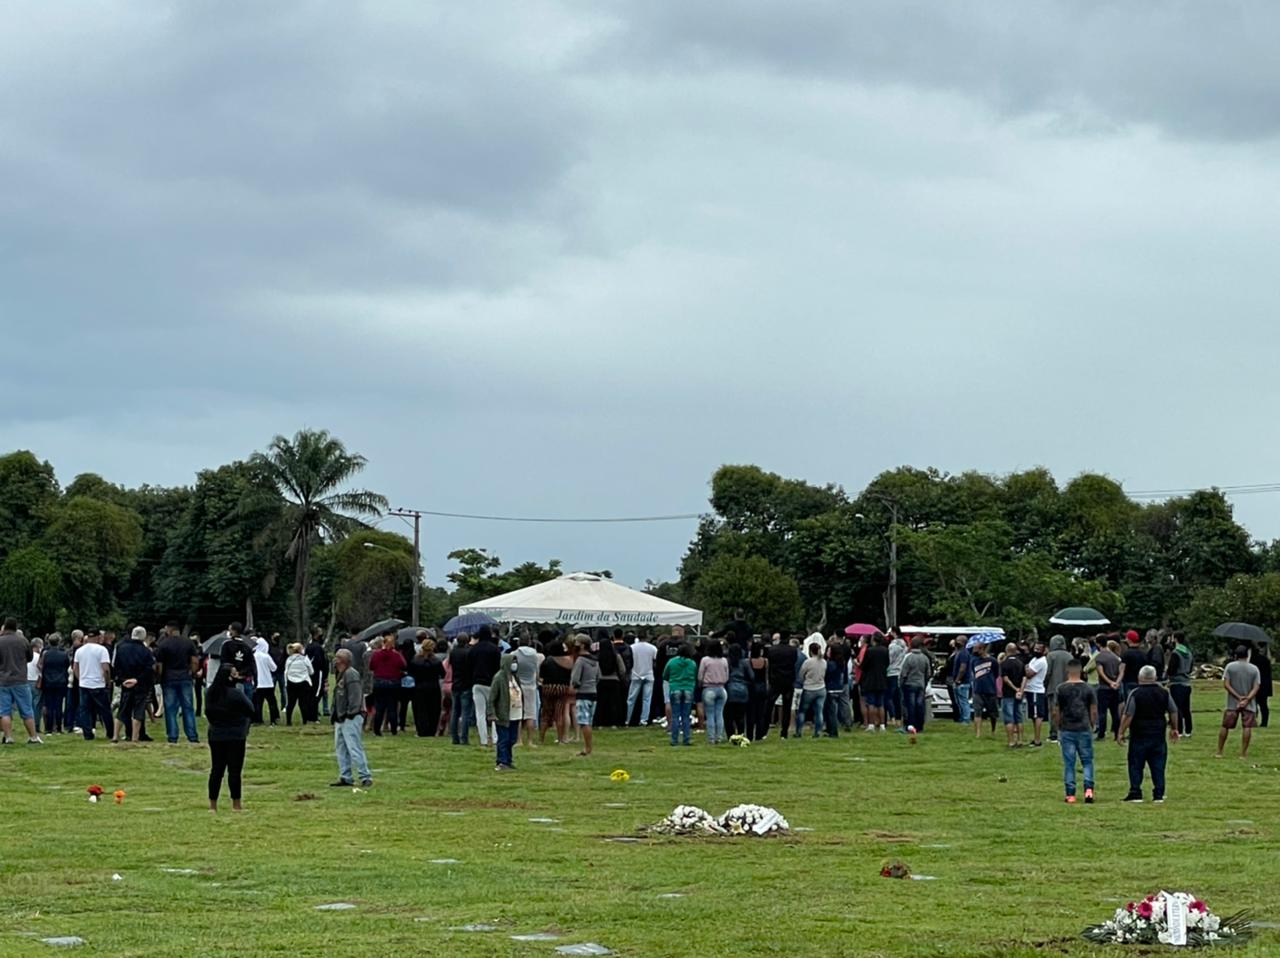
<box><xmin>844</xmin><ymin>623</ymin><xmax>883</xmax><ymax>637</ymax></box>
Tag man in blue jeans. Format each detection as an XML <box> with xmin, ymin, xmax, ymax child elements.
<box><xmin>330</xmin><ymin>649</ymin><xmax>372</xmax><ymax>788</ymax></box>
<box><xmin>951</xmin><ymin>639</ymin><xmax>972</xmax><ymax>725</ymax></box>
<box><xmin>155</xmin><ymin>623</ymin><xmax>200</xmax><ymax>743</ymax></box>
<box><xmin>1052</xmin><ymin>661</ymin><xmax>1098</xmax><ymax>804</ymax></box>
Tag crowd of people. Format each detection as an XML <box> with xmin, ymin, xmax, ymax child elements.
<box><xmin>0</xmin><ymin>611</ymin><xmax>1271</xmax><ymax>810</ymax></box>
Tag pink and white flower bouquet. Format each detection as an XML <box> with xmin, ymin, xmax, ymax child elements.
<box><xmin>1083</xmin><ymin>891</ymin><xmax>1251</xmax><ymax>947</ymax></box>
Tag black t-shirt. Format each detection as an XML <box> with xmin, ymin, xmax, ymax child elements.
<box><xmin>1121</xmin><ymin>647</ymin><xmax>1148</xmax><ymax>685</ymax></box>
<box><xmin>449</xmin><ymin>645</ymin><xmax>472</xmax><ymax>688</ymax></box>
<box><xmin>1000</xmin><ymin>656</ymin><xmax>1025</xmax><ymax>698</ymax></box>
<box><xmin>859</xmin><ymin>645</ymin><xmax>890</xmax><ymax>693</ymax></box>
<box><xmin>305</xmin><ymin>641</ymin><xmax>329</xmax><ymax>679</ymax></box>
<box><xmin>155</xmin><ymin>636</ymin><xmax>195</xmax><ymax>683</ymax></box>
<box><xmin>1055</xmin><ymin>681</ymin><xmax>1097</xmax><ymax>732</ymax></box>
<box><xmin>766</xmin><ymin>643</ymin><xmax>799</xmax><ymax>687</ymax></box>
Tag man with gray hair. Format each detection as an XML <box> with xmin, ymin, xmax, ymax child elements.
<box><xmin>330</xmin><ymin>648</ymin><xmax>372</xmax><ymax>788</ymax></box>
<box><xmin>1117</xmin><ymin>665</ymin><xmax>1179</xmax><ymax>804</ymax></box>
<box><xmin>112</xmin><ymin>626</ymin><xmax>156</xmax><ymax>743</ymax></box>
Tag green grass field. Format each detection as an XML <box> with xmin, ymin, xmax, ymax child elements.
<box><xmin>2</xmin><ymin>687</ymin><xmax>1276</xmax><ymax>958</ymax></box>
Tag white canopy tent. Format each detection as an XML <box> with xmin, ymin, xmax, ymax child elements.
<box><xmin>458</xmin><ymin>572</ymin><xmax>703</xmax><ymax>628</ymax></box>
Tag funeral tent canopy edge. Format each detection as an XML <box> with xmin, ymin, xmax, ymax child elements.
<box><xmin>458</xmin><ymin>572</ymin><xmax>704</xmax><ymax>628</ymax></box>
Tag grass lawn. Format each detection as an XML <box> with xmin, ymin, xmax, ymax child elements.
<box><xmin>2</xmin><ymin>685</ymin><xmax>1277</xmax><ymax>958</ymax></box>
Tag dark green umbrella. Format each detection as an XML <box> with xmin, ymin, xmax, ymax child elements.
<box><xmin>1213</xmin><ymin>622</ymin><xmax>1271</xmax><ymax>646</ymax></box>
<box><xmin>1049</xmin><ymin>607</ymin><xmax>1111</xmax><ymax>627</ymax></box>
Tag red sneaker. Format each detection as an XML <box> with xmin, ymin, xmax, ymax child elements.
<box><xmin>1065</xmin><ymin>795</ymin><xmax>1077</xmax><ymax>805</ymax></box>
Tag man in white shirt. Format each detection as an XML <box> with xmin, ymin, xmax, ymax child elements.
<box><xmin>1023</xmin><ymin>641</ymin><xmax>1050</xmax><ymax>748</ymax></box>
<box><xmin>626</xmin><ymin>634</ymin><xmax>659</xmax><ymax>725</ymax></box>
<box><xmin>73</xmin><ymin>629</ymin><xmax>115</xmax><ymax>740</ymax></box>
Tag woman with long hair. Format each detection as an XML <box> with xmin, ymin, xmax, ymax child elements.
<box><xmin>206</xmin><ymin>651</ymin><xmax>255</xmax><ymax>813</ymax></box>
<box><xmin>594</xmin><ymin>630</ymin><xmax>626</xmax><ymax>727</ymax></box>
<box><xmin>407</xmin><ymin>636</ymin><xmax>444</xmax><ymax>737</ymax></box>
<box><xmin>539</xmin><ymin>639</ymin><xmax>574</xmax><ymax>745</ymax></box>
<box><xmin>724</xmin><ymin>643</ymin><xmax>753</xmax><ymax>738</ymax></box>
<box><xmin>698</xmin><ymin>639</ymin><xmax>729</xmax><ymax>745</ymax></box>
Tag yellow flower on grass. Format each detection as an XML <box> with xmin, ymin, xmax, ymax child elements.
<box><xmin>610</xmin><ymin>769</ymin><xmax>631</xmax><ymax>783</ymax></box>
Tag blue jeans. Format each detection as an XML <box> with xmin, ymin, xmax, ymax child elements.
<box><xmin>452</xmin><ymin>687</ymin><xmax>474</xmax><ymax>744</ymax></box>
<box><xmin>334</xmin><ymin>718</ymin><xmax>371</xmax><ymax>784</ymax></box>
<box><xmin>702</xmin><ymin>687</ymin><xmax>727</xmax><ymax>743</ymax></box>
<box><xmin>902</xmin><ymin>685</ymin><xmax>926</xmax><ymax>731</ymax></box>
<box><xmin>670</xmin><ymin>689</ymin><xmax>693</xmax><ymax>744</ymax></box>
<box><xmin>1060</xmin><ymin>730</ymin><xmax>1094</xmax><ymax>796</ymax></box>
<box><xmin>78</xmin><ymin>687</ymin><xmax>114</xmax><ymax>739</ymax></box>
<box><xmin>162</xmin><ymin>681</ymin><xmax>199</xmax><ymax>743</ymax></box>
<box><xmin>795</xmin><ymin>689</ymin><xmax>826</xmax><ymax>737</ymax></box>
<box><xmin>43</xmin><ymin>685</ymin><xmax>68</xmax><ymax>732</ymax></box>
<box><xmin>495</xmin><ymin>720</ymin><xmax>519</xmax><ymax>768</ymax></box>
<box><xmin>886</xmin><ymin>675</ymin><xmax>902</xmax><ymax>721</ymax></box>
<box><xmin>626</xmin><ymin>675</ymin><xmax>654</xmax><ymax>725</ymax></box>
<box><xmin>823</xmin><ymin>690</ymin><xmax>842</xmax><ymax>737</ymax></box>
<box><xmin>954</xmin><ymin>683</ymin><xmax>972</xmax><ymax>724</ymax></box>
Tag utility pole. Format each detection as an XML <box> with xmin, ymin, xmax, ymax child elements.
<box><xmin>389</xmin><ymin>508</ymin><xmax>423</xmax><ymax>627</ymax></box>
<box><xmin>887</xmin><ymin>501</ymin><xmax>899</xmax><ymax>631</ymax></box>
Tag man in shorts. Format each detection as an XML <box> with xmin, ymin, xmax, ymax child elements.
<box><xmin>0</xmin><ymin>618</ymin><xmax>42</xmax><ymax>745</ymax></box>
<box><xmin>1000</xmin><ymin>643</ymin><xmax>1026</xmax><ymax>748</ymax></box>
<box><xmin>969</xmin><ymin>642</ymin><xmax>999</xmax><ymax>738</ymax></box>
<box><xmin>1022</xmin><ymin>641</ymin><xmax>1049</xmax><ymax>748</ymax></box>
<box><xmin>1216</xmin><ymin>646</ymin><xmax>1261</xmax><ymax>759</ymax></box>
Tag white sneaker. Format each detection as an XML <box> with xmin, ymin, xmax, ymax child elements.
<box><xmin>878</xmin><ymin>725</ymin><xmax>887</xmax><ymax>732</ymax></box>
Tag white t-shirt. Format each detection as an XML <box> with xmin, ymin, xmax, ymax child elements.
<box><xmin>27</xmin><ymin>657</ymin><xmax>40</xmax><ymax>682</ymax></box>
<box><xmin>75</xmin><ymin>643</ymin><xmax>112</xmax><ymax>689</ymax></box>
<box><xmin>630</xmin><ymin>641</ymin><xmax>658</xmax><ymax>679</ymax></box>
<box><xmin>1024</xmin><ymin>656</ymin><xmax>1048</xmax><ymax>694</ymax></box>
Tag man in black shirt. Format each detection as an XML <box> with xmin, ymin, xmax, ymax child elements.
<box><xmin>859</xmin><ymin>636</ymin><xmax>891</xmax><ymax>732</ymax></box>
<box><xmin>999</xmin><ymin>644</ymin><xmax>1026</xmax><ymax>748</ymax></box>
<box><xmin>1117</xmin><ymin>665</ymin><xmax>1178</xmax><ymax>803</ymax></box>
<box><xmin>113</xmin><ymin>627</ymin><xmax>156</xmax><ymax>743</ymax></box>
<box><xmin>155</xmin><ymin>622</ymin><xmax>199</xmax><ymax>744</ymax></box>
<box><xmin>1120</xmin><ymin>631</ymin><xmax>1148</xmax><ymax>702</ymax></box>
<box><xmin>765</xmin><ymin>635</ymin><xmax>800</xmax><ymax>738</ymax></box>
<box><xmin>723</xmin><ymin>609</ymin><xmax>753</xmax><ymax>654</ymax></box>
<box><xmin>448</xmin><ymin>637</ymin><xmax>473</xmax><ymax>744</ymax></box>
<box><xmin>467</xmin><ymin>627</ymin><xmax>501</xmax><ymax>746</ymax></box>
<box><xmin>305</xmin><ymin>628</ymin><xmax>330</xmax><ymax>721</ymax></box>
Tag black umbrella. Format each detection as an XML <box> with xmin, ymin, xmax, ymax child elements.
<box><xmin>1213</xmin><ymin>622</ymin><xmax>1272</xmax><ymax>646</ymax></box>
<box><xmin>1049</xmin><ymin>607</ymin><xmax>1111</xmax><ymax>627</ymax></box>
<box><xmin>202</xmin><ymin>631</ymin><xmax>230</xmax><ymax>657</ymax></box>
<box><xmin>397</xmin><ymin>626</ymin><xmax>425</xmax><ymax>644</ymax></box>
<box><xmin>354</xmin><ymin>618</ymin><xmax>405</xmax><ymax>643</ymax></box>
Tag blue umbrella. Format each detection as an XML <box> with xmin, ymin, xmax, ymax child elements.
<box><xmin>967</xmin><ymin>631</ymin><xmax>1002</xmax><ymax>649</ymax></box>
<box><xmin>444</xmin><ymin>612</ymin><xmax>498</xmax><ymax>638</ymax></box>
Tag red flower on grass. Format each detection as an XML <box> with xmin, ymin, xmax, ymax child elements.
<box><xmin>1190</xmin><ymin>900</ymin><xmax>1207</xmax><ymax>913</ymax></box>
<box><xmin>1125</xmin><ymin>902</ymin><xmax>1135</xmax><ymax>913</ymax></box>
<box><xmin>87</xmin><ymin>785</ymin><xmax>104</xmax><ymax>797</ymax></box>
<box><xmin>1137</xmin><ymin>901</ymin><xmax>1154</xmax><ymax>919</ymax></box>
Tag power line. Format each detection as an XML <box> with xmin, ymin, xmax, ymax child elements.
<box><xmin>404</xmin><ymin>508</ymin><xmax>704</xmax><ymax>524</ymax></box>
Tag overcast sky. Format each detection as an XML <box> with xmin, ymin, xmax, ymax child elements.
<box><xmin>4</xmin><ymin>1</ymin><xmax>1280</xmax><ymax>591</ymax></box>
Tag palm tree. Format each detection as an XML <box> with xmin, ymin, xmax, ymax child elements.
<box><xmin>250</xmin><ymin>430</ymin><xmax>388</xmax><ymax>641</ymax></box>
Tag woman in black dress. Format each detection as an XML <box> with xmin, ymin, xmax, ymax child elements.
<box><xmin>407</xmin><ymin>637</ymin><xmax>444</xmax><ymax>737</ymax></box>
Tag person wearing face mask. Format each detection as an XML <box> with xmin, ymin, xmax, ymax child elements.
<box><xmin>488</xmin><ymin>652</ymin><xmax>525</xmax><ymax>771</ymax></box>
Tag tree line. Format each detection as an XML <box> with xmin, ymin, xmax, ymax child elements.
<box><xmin>2</xmin><ymin>442</ymin><xmax>1276</xmax><ymax>650</ymax></box>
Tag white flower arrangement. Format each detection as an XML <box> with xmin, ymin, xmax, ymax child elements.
<box><xmin>648</xmin><ymin>804</ymin><xmax>789</xmax><ymax>837</ymax></box>
<box><xmin>1082</xmin><ymin>891</ymin><xmax>1250</xmax><ymax>948</ymax></box>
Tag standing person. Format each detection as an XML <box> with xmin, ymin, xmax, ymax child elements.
<box><xmin>569</xmin><ymin>638</ymin><xmax>600</xmax><ymax>757</ymax></box>
<box><xmin>1251</xmin><ymin>644</ymin><xmax>1272</xmax><ymax>728</ymax></box>
<box><xmin>205</xmin><ymin>642</ymin><xmax>255</xmax><ymax>813</ymax></box>
<box><xmin>747</xmin><ymin>641</ymin><xmax>770</xmax><ymax>741</ymax></box>
<box><xmin>1145</xmin><ymin>629</ymin><xmax>1166</xmax><ymax>681</ymax></box>
<box><xmin>885</xmin><ymin>630</ymin><xmax>907</xmax><ymax>727</ymax></box>
<box><xmin>407</xmin><ymin>636</ymin><xmax>443</xmax><ymax>737</ymax></box>
<box><xmin>26</xmin><ymin>637</ymin><xmax>43</xmax><ymax>734</ymax></box>
<box><xmin>538</xmin><ymin>640</ymin><xmax>573</xmax><ymax>745</ymax></box>
<box><xmin>970</xmin><ymin>642</ymin><xmax>999</xmax><ymax>738</ymax></box>
<box><xmin>305</xmin><ymin>628</ymin><xmax>329</xmax><ymax>720</ymax></box>
<box><xmin>663</xmin><ymin>643</ymin><xmax>696</xmax><ymax>746</ymax></box>
<box><xmin>489</xmin><ymin>652</ymin><xmax>523</xmax><ymax>771</ymax></box>
<box><xmin>251</xmin><ymin>638</ymin><xmax>280</xmax><ymax>726</ymax></box>
<box><xmin>0</xmin><ymin>619</ymin><xmax>41</xmax><ymax>745</ymax></box>
<box><xmin>283</xmin><ymin>643</ymin><xmax>316</xmax><ymax>726</ymax></box>
<box><xmin>448</xmin><ymin>635</ymin><xmax>474</xmax><ymax>744</ymax></box>
<box><xmin>395</xmin><ymin>630</ymin><xmax>418</xmax><ymax>734</ymax></box>
<box><xmin>1043</xmin><ymin>636</ymin><xmax>1073</xmax><ymax>744</ymax></box>
<box><xmin>724</xmin><ymin>643</ymin><xmax>754</xmax><ymax>738</ymax></box>
<box><xmin>39</xmin><ymin>635</ymin><xmax>71</xmax><ymax>735</ymax></box>
<box><xmin>369</xmin><ymin>633</ymin><xmax>407</xmax><ymax>736</ymax></box>
<box><xmin>113</xmin><ymin>627</ymin><xmax>156</xmax><ymax>744</ymax></box>
<box><xmin>949</xmin><ymin>639</ymin><xmax>972</xmax><ymax>725</ymax></box>
<box><xmin>626</xmin><ymin>632</ymin><xmax>658</xmax><ymax>727</ymax></box>
<box><xmin>698</xmin><ymin>640</ymin><xmax>730</xmax><ymax>744</ymax></box>
<box><xmin>268</xmin><ymin>632</ymin><xmax>288</xmax><ymax>721</ymax></box>
<box><xmin>73</xmin><ymin>629</ymin><xmax>114</xmax><ymax>740</ymax></box>
<box><xmin>765</xmin><ymin>634</ymin><xmax>800</xmax><ymax>737</ymax></box>
<box><xmin>467</xmin><ymin>627</ymin><xmax>501</xmax><ymax>747</ymax></box>
<box><xmin>1166</xmin><ymin>631</ymin><xmax>1194</xmax><ymax>738</ymax></box>
<box><xmin>1117</xmin><ymin>666</ymin><xmax>1179</xmax><ymax>803</ymax></box>
<box><xmin>513</xmin><ymin>634</ymin><xmax>540</xmax><ymax>747</ymax></box>
<box><xmin>189</xmin><ymin>632</ymin><xmax>205</xmax><ymax>717</ymax></box>
<box><xmin>1000</xmin><ymin>643</ymin><xmax>1026</xmax><ymax>749</ymax></box>
<box><xmin>1120</xmin><ymin>631</ymin><xmax>1147</xmax><ymax>702</ymax></box>
<box><xmin>329</xmin><ymin>649</ymin><xmax>372</xmax><ymax>788</ymax></box>
<box><xmin>1094</xmin><ymin>639</ymin><xmax>1124</xmax><ymax>742</ymax></box>
<box><xmin>1053</xmin><ymin>660</ymin><xmax>1099</xmax><ymax>804</ymax></box>
<box><xmin>655</xmin><ymin>631</ymin><xmax>683</xmax><ymax>728</ymax></box>
<box><xmin>594</xmin><ymin>630</ymin><xmax>626</xmax><ymax>728</ymax></box>
<box><xmin>859</xmin><ymin>635</ymin><xmax>891</xmax><ymax>732</ymax></box>
<box><xmin>822</xmin><ymin>645</ymin><xmax>847</xmax><ymax>738</ymax></box>
<box><xmin>1022</xmin><ymin>641</ymin><xmax>1049</xmax><ymax>748</ymax></box>
<box><xmin>1216</xmin><ymin>646</ymin><xmax>1261</xmax><ymax>760</ymax></box>
<box><xmin>794</xmin><ymin>642</ymin><xmax>827</xmax><ymax>738</ymax></box>
<box><xmin>155</xmin><ymin>622</ymin><xmax>200</xmax><ymax>744</ymax></box>
<box><xmin>898</xmin><ymin>638</ymin><xmax>933</xmax><ymax>734</ymax></box>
